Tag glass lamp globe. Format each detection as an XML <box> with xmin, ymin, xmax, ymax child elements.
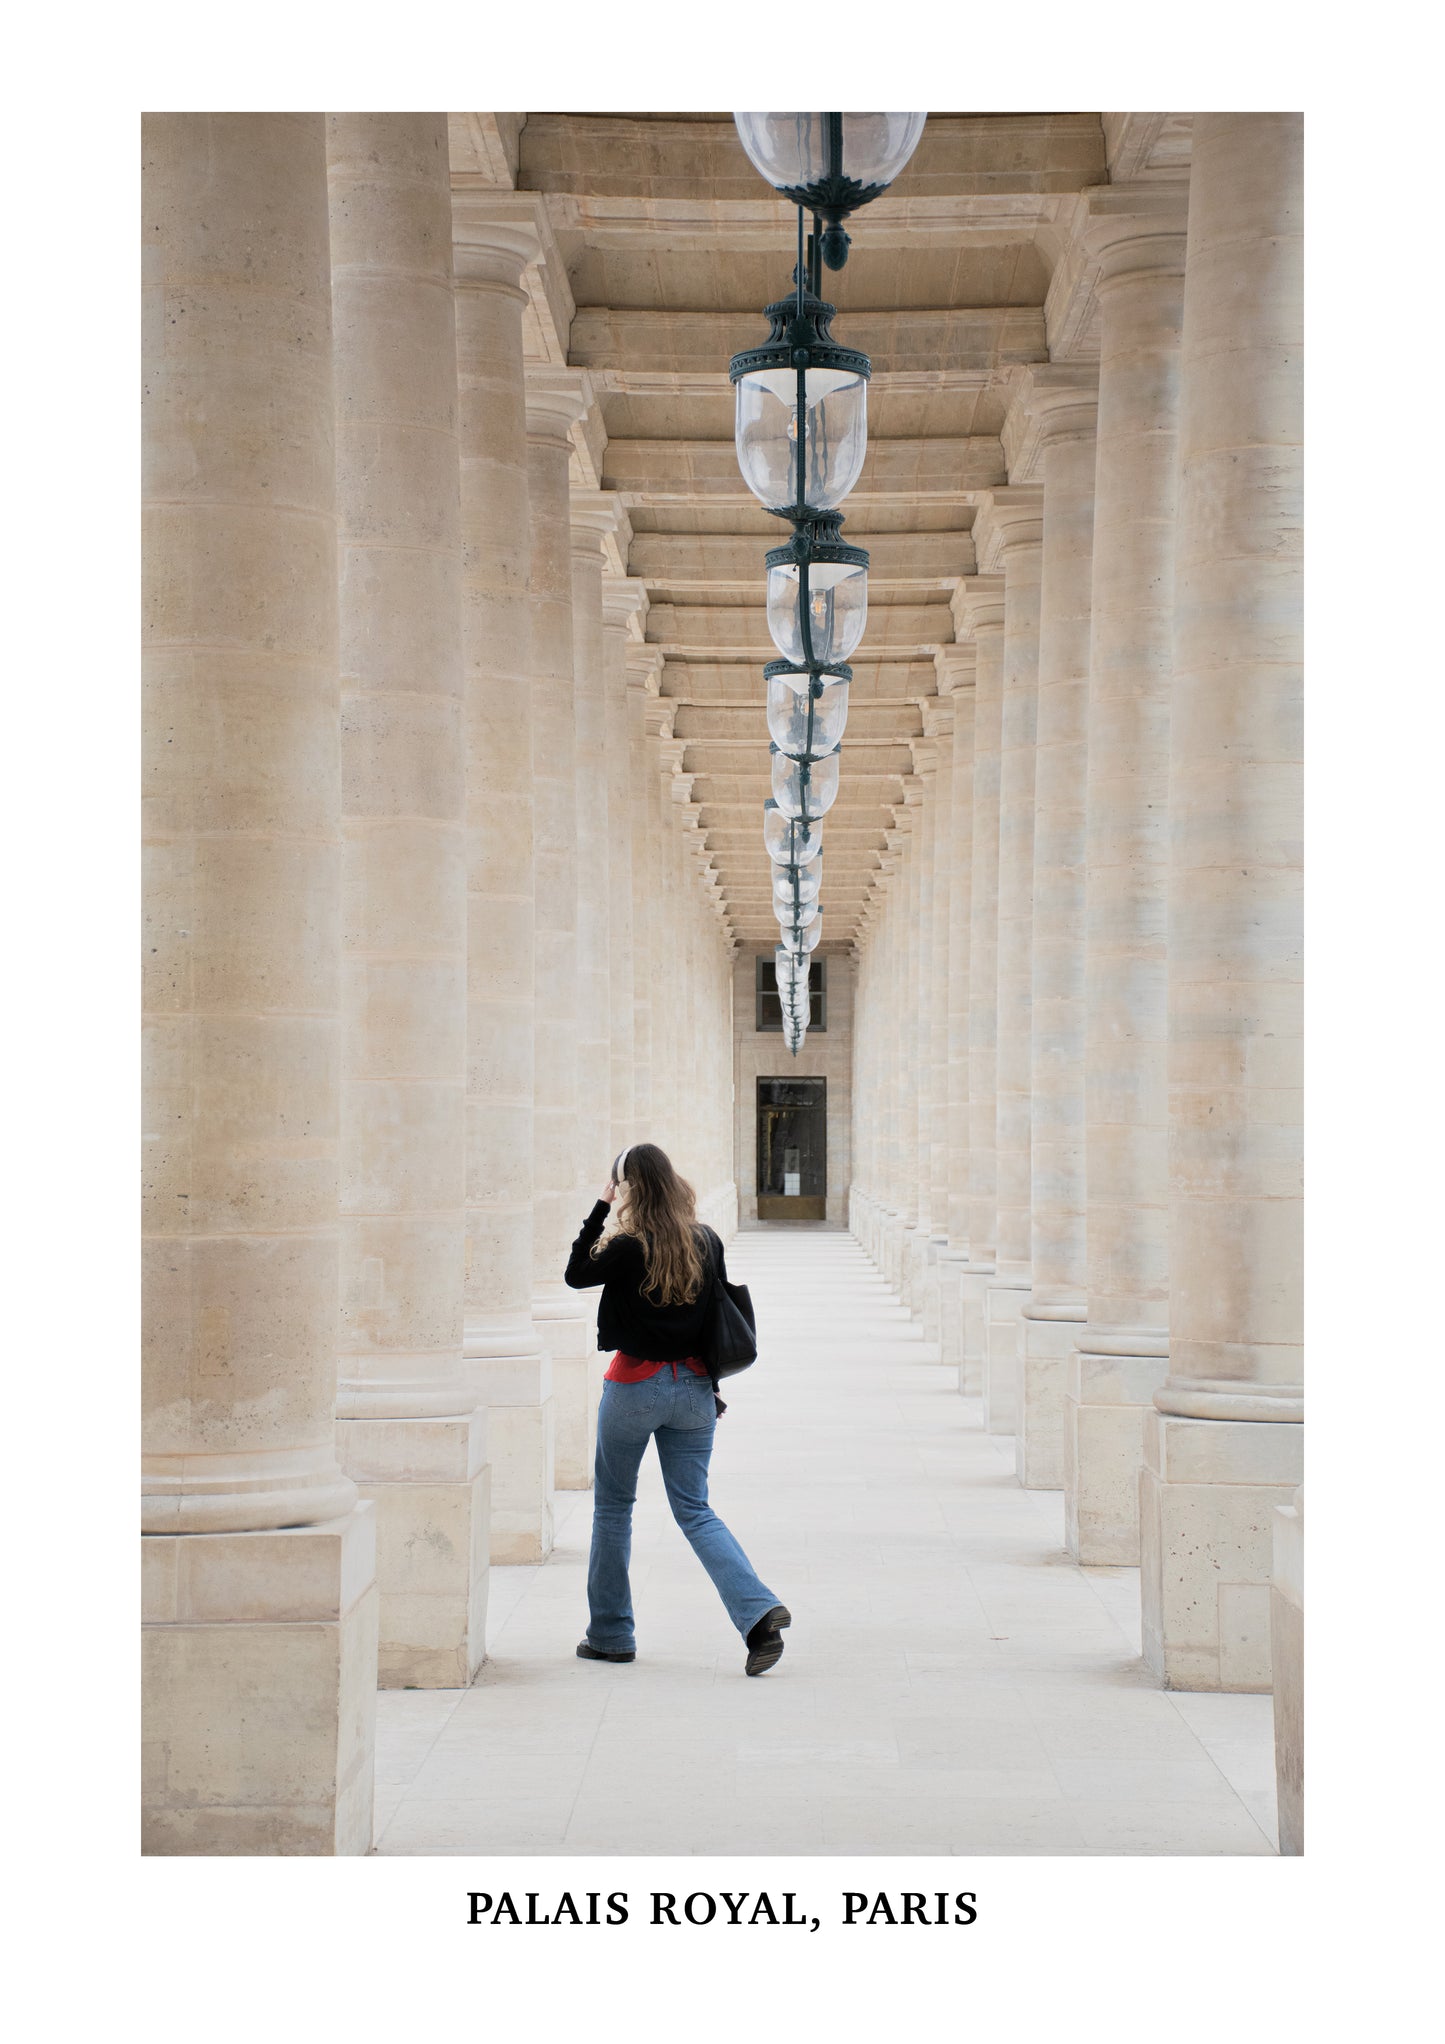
<box><xmin>774</xmin><ymin>895</ymin><xmax>819</xmax><ymax>929</ymax></box>
<box><xmin>735</xmin><ymin>365</ymin><xmax>867</xmax><ymax>513</ymax></box>
<box><xmin>766</xmin><ymin>666</ymin><xmax>850</xmax><ymax>756</ymax></box>
<box><xmin>775</xmin><ymin>945</ymin><xmax>809</xmax><ymax>986</ymax></box>
<box><xmin>778</xmin><ymin>853</ymin><xmax>823</xmax><ymax>904</ymax></box>
<box><xmin>764</xmin><ymin>799</ymin><xmax>823</xmax><ymax>868</ymax></box>
<box><xmin>774</xmin><ymin>861</ymin><xmax>821</xmax><ymax>912</ymax></box>
<box><xmin>766</xmin><ymin>554</ymin><xmax>867</xmax><ymax>667</ymax></box>
<box><xmin>779</xmin><ymin>916</ymin><xmax>823</xmax><ymax>955</ymax></box>
<box><xmin>772</xmin><ymin>743</ymin><xmax>841</xmax><ymax>821</ymax></box>
<box><xmin>734</xmin><ymin>114</ymin><xmax>927</xmax><ymax>197</ymax></box>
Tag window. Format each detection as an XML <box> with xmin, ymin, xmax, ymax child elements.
<box><xmin>755</xmin><ymin>955</ymin><xmax>826</xmax><ymax>1031</ymax></box>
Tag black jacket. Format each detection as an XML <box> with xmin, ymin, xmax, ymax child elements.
<box><xmin>564</xmin><ymin>1200</ymin><xmax>724</xmax><ymax>1360</ymax></box>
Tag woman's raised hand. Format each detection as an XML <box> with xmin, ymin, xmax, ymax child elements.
<box><xmin>600</xmin><ymin>1179</ymin><xmax>618</xmax><ymax>1205</ymax></box>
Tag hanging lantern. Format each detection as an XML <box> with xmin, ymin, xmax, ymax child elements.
<box><xmin>773</xmin><ymin>864</ymin><xmax>822</xmax><ymax>915</ymax></box>
<box><xmin>733</xmin><ymin>113</ymin><xmax>926</xmax><ymax>269</ymax></box>
<box><xmin>766</xmin><ymin>519</ymin><xmax>868</xmax><ymax>667</ymax></box>
<box><xmin>730</xmin><ymin>290</ymin><xmax>869</xmax><ymax>515</ymax></box>
<box><xmin>779</xmin><ymin>916</ymin><xmax>823</xmax><ymax>954</ymax></box>
<box><xmin>766</xmin><ymin>663</ymin><xmax>850</xmax><ymax>757</ymax></box>
<box><xmin>774</xmin><ymin>894</ymin><xmax>819</xmax><ymax>929</ymax></box>
<box><xmin>764</xmin><ymin>798</ymin><xmax>823</xmax><ymax>868</ymax></box>
<box><xmin>771</xmin><ymin>741</ymin><xmax>841</xmax><ymax>821</ymax></box>
<box><xmin>773</xmin><ymin>853</ymin><xmax>823</xmax><ymax>905</ymax></box>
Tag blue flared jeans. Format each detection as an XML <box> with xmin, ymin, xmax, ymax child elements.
<box><xmin>585</xmin><ymin>1367</ymin><xmax>778</xmax><ymax>1653</ymax></box>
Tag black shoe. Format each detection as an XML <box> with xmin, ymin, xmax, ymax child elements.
<box><xmin>744</xmin><ymin>1605</ymin><xmax>791</xmax><ymax>1677</ymax></box>
<box><xmin>576</xmin><ymin>1641</ymin><xmax>635</xmax><ymax>1663</ymax></box>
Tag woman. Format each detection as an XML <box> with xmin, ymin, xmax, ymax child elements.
<box><xmin>563</xmin><ymin>1142</ymin><xmax>790</xmax><ymax>1677</ymax></box>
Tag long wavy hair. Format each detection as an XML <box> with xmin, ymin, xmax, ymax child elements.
<box><xmin>592</xmin><ymin>1142</ymin><xmax>707</xmax><ymax>1305</ymax></box>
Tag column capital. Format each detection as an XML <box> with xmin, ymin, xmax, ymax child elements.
<box><xmin>918</xmin><ymin>695</ymin><xmax>956</xmax><ymax>741</ymax></box>
<box><xmin>934</xmin><ymin>643</ymin><xmax>977</xmax><ymax>694</ymax></box>
<box><xmin>525</xmin><ymin>366</ymin><xmax>592</xmax><ymax>445</ymax></box>
<box><xmin>1083</xmin><ymin>182</ymin><xmax>1190</xmax><ymax>292</ymax></box>
<box><xmin>644</xmin><ymin>699</ymin><xmax>676</xmax><ymax>742</ymax></box>
<box><xmin>625</xmin><ymin>643</ymin><xmax>665</xmax><ymax>697</ymax></box>
<box><xmin>952</xmin><ymin>573</ymin><xmax>1007</xmax><ymax>641</ymax></box>
<box><xmin>450</xmin><ymin>193</ymin><xmax>541</xmax><ymax>295</ymax></box>
<box><xmin>570</xmin><ymin>489</ymin><xmax>626</xmax><ymax>563</ymax></box>
<box><xmin>602</xmin><ymin>576</ymin><xmax>650</xmax><ymax>637</ymax></box>
<box><xmin>973</xmin><ymin>487</ymin><xmax>1045</xmax><ymax>573</ymax></box>
<box><xmin>1004</xmin><ymin>364</ymin><xmax>1100</xmax><ymax>481</ymax></box>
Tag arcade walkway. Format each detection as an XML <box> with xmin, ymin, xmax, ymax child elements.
<box><xmin>372</xmin><ymin>1229</ymin><xmax>1278</xmax><ymax>1855</ymax></box>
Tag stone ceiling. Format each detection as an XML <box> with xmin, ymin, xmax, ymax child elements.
<box><xmin>449</xmin><ymin>111</ymin><xmax>1191</xmax><ymax>952</ymax></box>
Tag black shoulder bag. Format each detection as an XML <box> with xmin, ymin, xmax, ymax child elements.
<box><xmin>700</xmin><ymin>1230</ymin><xmax>756</xmax><ymax>1414</ymax></box>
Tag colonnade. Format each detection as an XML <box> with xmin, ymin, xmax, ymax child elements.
<box><xmin>850</xmin><ymin>114</ymin><xmax>1303</xmax><ymax>1771</ymax></box>
<box><xmin>142</xmin><ymin>112</ymin><xmax>735</xmax><ymax>1852</ymax></box>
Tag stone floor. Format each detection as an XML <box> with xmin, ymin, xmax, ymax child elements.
<box><xmin>374</xmin><ymin>1228</ymin><xmax>1279</xmax><ymax>1855</ymax></box>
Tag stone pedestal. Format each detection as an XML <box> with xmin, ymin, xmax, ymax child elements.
<box><xmin>1271</xmin><ymin>1489</ymin><xmax>1303</xmax><ymax>1854</ymax></box>
<box><xmin>142</xmin><ymin>1505</ymin><xmax>378</xmax><ymax>1855</ymax></box>
<box><xmin>336</xmin><ymin>1416</ymin><xmax>489</xmax><ymax>1687</ymax></box>
<box><xmin>1139</xmin><ymin>1412</ymin><xmax>1302</xmax><ymax>1690</ymax></box>
<box><xmin>1063</xmin><ymin>1341</ymin><xmax>1169</xmax><ymax>1561</ymax></box>
<box><xmin>984</xmin><ymin>1281</ymin><xmax>1028</xmax><ymax>1436</ymax></box>
<box><xmin>1017</xmin><ymin>1307</ymin><xmax>1075</xmax><ymax>1489</ymax></box>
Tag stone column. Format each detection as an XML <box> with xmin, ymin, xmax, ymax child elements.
<box><xmin>1009</xmin><ymin>371</ymin><xmax>1098</xmax><ymax>1490</ymax></box>
<box><xmin>955</xmin><ymin>579</ymin><xmax>1005</xmax><ymax>1397</ymax></box>
<box><xmin>328</xmin><ymin>113</ymin><xmax>486</xmax><ymax>1686</ymax></box>
<box><xmin>525</xmin><ymin>372</ymin><xmax>592</xmax><ymax>1491</ymax></box>
<box><xmin>645</xmin><ymin>699</ymin><xmax>678</xmax><ymax>1149</ymax></box>
<box><xmin>557</xmin><ymin>492</ymin><xmax>617</xmax><ymax>1488</ymax></box>
<box><xmin>601</xmin><ymin>581</ymin><xmax>647</xmax><ymax>1159</ymax></box>
<box><xmin>452</xmin><ymin>198</ymin><xmax>553</xmax><ymax>1566</ymax></box>
<box><xmin>1141</xmin><ymin>113</ymin><xmax>1304</xmax><ymax>1690</ymax></box>
<box><xmin>894</xmin><ymin>802</ymin><xmax>921</xmax><ymax>1291</ymax></box>
<box><xmin>923</xmin><ymin>702</ymin><xmax>955</xmax><ymax>1344</ymax></box>
<box><xmin>909</xmin><ymin>746</ymin><xmax>937</xmax><ymax>1319</ymax></box>
<box><xmin>1065</xmin><ymin>190</ymin><xmax>1188</xmax><ymax>1563</ymax></box>
<box><xmin>874</xmin><ymin>838</ymin><xmax>903</xmax><ymax>1271</ymax></box>
<box><xmin>142</xmin><ymin>112</ymin><xmax>375</xmax><ymax>1855</ymax></box>
<box><xmin>626</xmin><ymin>646</ymin><xmax>662</xmax><ymax>1134</ymax></box>
<box><xmin>936</xmin><ymin>646</ymin><xmax>976</xmax><ymax>1378</ymax></box>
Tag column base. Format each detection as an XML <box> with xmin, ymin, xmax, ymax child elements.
<box><xmin>1139</xmin><ymin>1410</ymin><xmax>1304</xmax><ymax>1690</ymax></box>
<box><xmin>538</xmin><ymin>1292</ymin><xmax>598</xmax><ymax>1490</ymax></box>
<box><xmin>1017</xmin><ymin>1306</ymin><xmax>1085</xmax><ymax>1490</ymax></box>
<box><xmin>983</xmin><ymin>1280</ymin><xmax>1030</xmax><ymax>1435</ymax></box>
<box><xmin>921</xmin><ymin>1236</ymin><xmax>946</xmax><ymax>1341</ymax></box>
<box><xmin>142</xmin><ymin>1504</ymin><xmax>378</xmax><ymax>1855</ymax></box>
<box><xmin>1271</xmin><ymin>1493</ymin><xmax>1303</xmax><ymax>1854</ymax></box>
<box><xmin>1063</xmin><ymin>1338</ymin><xmax>1169</xmax><ymax>1563</ymax></box>
<box><xmin>336</xmin><ymin>1413</ymin><xmax>490</xmax><ymax>1687</ymax></box>
<box><xmin>958</xmin><ymin>1262</ymin><xmax>995</xmax><ymax>1399</ymax></box>
<box><xmin>899</xmin><ymin>1222</ymin><xmax>924</xmax><ymax>1310</ymax></box>
<box><xmin>937</xmin><ymin>1248</ymin><xmax>968</xmax><ymax>1374</ymax></box>
<box><xmin>466</xmin><ymin>1329</ymin><xmax>555</xmax><ymax>1564</ymax></box>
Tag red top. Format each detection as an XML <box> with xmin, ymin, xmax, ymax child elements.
<box><xmin>605</xmin><ymin>1352</ymin><xmax>708</xmax><ymax>1384</ymax></box>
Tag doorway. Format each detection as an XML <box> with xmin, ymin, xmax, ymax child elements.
<box><xmin>756</xmin><ymin>1076</ymin><xmax>827</xmax><ymax>1221</ymax></box>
